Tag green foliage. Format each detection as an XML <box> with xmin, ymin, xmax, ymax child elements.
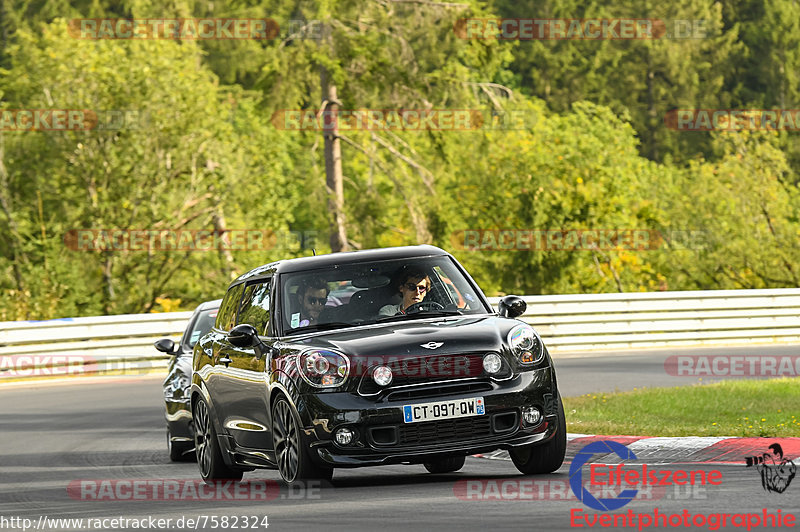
<box><xmin>0</xmin><ymin>0</ymin><xmax>799</xmax><ymax>320</ymax></box>
<box><xmin>0</xmin><ymin>20</ymin><xmax>300</xmax><ymax>318</ymax></box>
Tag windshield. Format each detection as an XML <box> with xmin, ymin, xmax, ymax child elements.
<box><xmin>184</xmin><ymin>307</ymin><xmax>219</xmax><ymax>350</ymax></box>
<box><xmin>279</xmin><ymin>256</ymin><xmax>490</xmax><ymax>335</ymax></box>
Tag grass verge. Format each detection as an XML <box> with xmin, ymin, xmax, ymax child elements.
<box><xmin>563</xmin><ymin>378</ymin><xmax>800</xmax><ymax>437</ymax></box>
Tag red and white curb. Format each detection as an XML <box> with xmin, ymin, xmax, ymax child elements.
<box><xmin>474</xmin><ymin>434</ymin><xmax>800</xmax><ymax>465</ymax></box>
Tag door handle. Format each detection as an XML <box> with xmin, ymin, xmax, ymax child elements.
<box><xmin>220</xmin><ymin>357</ymin><xmax>232</xmax><ymax>368</ymax></box>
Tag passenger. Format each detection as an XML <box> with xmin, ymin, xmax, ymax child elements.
<box><xmin>379</xmin><ymin>268</ymin><xmax>431</xmax><ymax>316</ymax></box>
<box><xmin>293</xmin><ymin>277</ymin><xmax>329</xmax><ymax>327</ymax></box>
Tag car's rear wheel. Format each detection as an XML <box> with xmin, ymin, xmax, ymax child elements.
<box><xmin>167</xmin><ymin>428</ymin><xmax>194</xmax><ymax>462</ymax></box>
<box><xmin>193</xmin><ymin>397</ymin><xmax>244</xmax><ymax>483</ymax></box>
<box><xmin>423</xmin><ymin>455</ymin><xmax>466</xmax><ymax>474</ymax></box>
<box><xmin>510</xmin><ymin>393</ymin><xmax>567</xmax><ymax>475</ymax></box>
<box><xmin>271</xmin><ymin>396</ymin><xmax>333</xmax><ymax>483</ymax></box>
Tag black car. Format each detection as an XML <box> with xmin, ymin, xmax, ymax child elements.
<box><xmin>155</xmin><ymin>299</ymin><xmax>221</xmax><ymax>461</ymax></box>
<box><xmin>191</xmin><ymin>245</ymin><xmax>566</xmax><ymax>483</ymax></box>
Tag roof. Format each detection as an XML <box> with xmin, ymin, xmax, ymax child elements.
<box><xmin>233</xmin><ymin>245</ymin><xmax>450</xmax><ymax>284</ymax></box>
<box><xmin>196</xmin><ymin>298</ymin><xmax>222</xmax><ymax>311</ymax></box>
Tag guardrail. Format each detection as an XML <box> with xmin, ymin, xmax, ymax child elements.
<box><xmin>0</xmin><ymin>312</ymin><xmax>192</xmax><ymax>380</ymax></box>
<box><xmin>499</xmin><ymin>288</ymin><xmax>800</xmax><ymax>351</ymax></box>
<box><xmin>1</xmin><ymin>288</ymin><xmax>799</xmax><ymax>380</ymax></box>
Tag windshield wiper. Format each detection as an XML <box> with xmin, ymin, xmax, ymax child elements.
<box><xmin>375</xmin><ymin>309</ymin><xmax>463</xmax><ymax>322</ymax></box>
<box><xmin>286</xmin><ymin>322</ymin><xmax>353</xmax><ymax>334</ymax></box>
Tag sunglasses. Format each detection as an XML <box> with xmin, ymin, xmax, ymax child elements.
<box><xmin>404</xmin><ymin>283</ymin><xmax>428</xmax><ymax>293</ymax></box>
<box><xmin>305</xmin><ymin>297</ymin><xmax>327</xmax><ymax>305</ymax></box>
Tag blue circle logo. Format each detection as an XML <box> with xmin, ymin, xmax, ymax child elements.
<box><xmin>569</xmin><ymin>440</ymin><xmax>639</xmax><ymax>511</ymax></box>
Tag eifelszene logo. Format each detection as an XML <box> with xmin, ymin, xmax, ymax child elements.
<box><xmin>570</xmin><ymin>440</ymin><xmax>639</xmax><ymax>511</ymax></box>
<box><xmin>745</xmin><ymin>443</ymin><xmax>796</xmax><ymax>494</ymax></box>
<box><xmin>569</xmin><ymin>440</ymin><xmax>722</xmax><ymax>512</ymax></box>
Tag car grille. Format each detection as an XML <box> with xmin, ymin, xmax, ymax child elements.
<box><xmin>357</xmin><ymin>352</ymin><xmax>510</xmax><ymax>396</ymax></box>
<box><xmin>386</xmin><ymin>382</ymin><xmax>493</xmax><ymax>402</ymax></box>
<box><xmin>398</xmin><ymin>416</ymin><xmax>493</xmax><ymax>446</ymax></box>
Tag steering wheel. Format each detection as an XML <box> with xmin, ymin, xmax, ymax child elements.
<box><xmin>403</xmin><ymin>301</ymin><xmax>445</xmax><ymax>315</ymax></box>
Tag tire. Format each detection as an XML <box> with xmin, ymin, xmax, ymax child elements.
<box><xmin>271</xmin><ymin>395</ymin><xmax>333</xmax><ymax>483</ymax></box>
<box><xmin>510</xmin><ymin>393</ymin><xmax>567</xmax><ymax>475</ymax></box>
<box><xmin>167</xmin><ymin>428</ymin><xmax>195</xmax><ymax>462</ymax></box>
<box><xmin>193</xmin><ymin>397</ymin><xmax>244</xmax><ymax>483</ymax></box>
<box><xmin>423</xmin><ymin>455</ymin><xmax>466</xmax><ymax>474</ymax></box>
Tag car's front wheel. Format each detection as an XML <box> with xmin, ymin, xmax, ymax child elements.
<box><xmin>423</xmin><ymin>455</ymin><xmax>466</xmax><ymax>474</ymax></box>
<box><xmin>193</xmin><ymin>397</ymin><xmax>244</xmax><ymax>483</ymax></box>
<box><xmin>510</xmin><ymin>393</ymin><xmax>567</xmax><ymax>475</ymax></box>
<box><xmin>271</xmin><ymin>396</ymin><xmax>333</xmax><ymax>483</ymax></box>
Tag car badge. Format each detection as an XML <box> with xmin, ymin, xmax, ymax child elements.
<box><xmin>420</xmin><ymin>342</ymin><xmax>444</xmax><ymax>350</ymax></box>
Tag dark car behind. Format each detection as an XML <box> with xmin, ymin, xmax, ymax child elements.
<box><xmin>156</xmin><ymin>299</ymin><xmax>221</xmax><ymax>461</ymax></box>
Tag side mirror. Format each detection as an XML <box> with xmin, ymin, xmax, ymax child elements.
<box><xmin>498</xmin><ymin>295</ymin><xmax>527</xmax><ymax>319</ymax></box>
<box><xmin>154</xmin><ymin>338</ymin><xmax>177</xmax><ymax>355</ymax></box>
<box><xmin>228</xmin><ymin>324</ymin><xmax>270</xmax><ymax>360</ymax></box>
<box><xmin>228</xmin><ymin>324</ymin><xmax>259</xmax><ymax>347</ymax></box>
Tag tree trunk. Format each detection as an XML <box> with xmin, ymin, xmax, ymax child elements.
<box><xmin>321</xmin><ymin>68</ymin><xmax>348</xmax><ymax>252</ymax></box>
<box><xmin>212</xmin><ymin>210</ymin><xmax>235</xmax><ymax>278</ymax></box>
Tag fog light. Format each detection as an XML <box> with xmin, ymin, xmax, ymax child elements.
<box><xmin>373</xmin><ymin>365</ymin><xmax>393</xmax><ymax>386</ymax></box>
<box><xmin>483</xmin><ymin>353</ymin><xmax>502</xmax><ymax>374</ymax></box>
<box><xmin>522</xmin><ymin>406</ymin><xmax>542</xmax><ymax>426</ymax></box>
<box><xmin>335</xmin><ymin>427</ymin><xmax>354</xmax><ymax>446</ymax></box>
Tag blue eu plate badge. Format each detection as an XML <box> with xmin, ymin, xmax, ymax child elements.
<box><xmin>403</xmin><ymin>406</ymin><xmax>413</xmax><ymax>423</ymax></box>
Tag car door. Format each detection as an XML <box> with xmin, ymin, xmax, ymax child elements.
<box><xmin>200</xmin><ymin>283</ymin><xmax>244</xmax><ymax>430</ymax></box>
<box><xmin>216</xmin><ymin>277</ymin><xmax>274</xmax><ymax>449</ymax></box>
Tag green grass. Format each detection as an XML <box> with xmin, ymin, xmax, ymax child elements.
<box><xmin>563</xmin><ymin>378</ymin><xmax>800</xmax><ymax>437</ymax></box>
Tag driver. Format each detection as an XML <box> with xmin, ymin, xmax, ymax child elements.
<box><xmin>293</xmin><ymin>277</ymin><xmax>330</xmax><ymax>328</ymax></box>
<box><xmin>379</xmin><ymin>268</ymin><xmax>431</xmax><ymax>316</ymax></box>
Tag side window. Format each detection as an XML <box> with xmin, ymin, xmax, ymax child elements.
<box><xmin>238</xmin><ymin>280</ymin><xmax>272</xmax><ymax>335</ymax></box>
<box><xmin>216</xmin><ymin>284</ymin><xmax>245</xmax><ymax>331</ymax></box>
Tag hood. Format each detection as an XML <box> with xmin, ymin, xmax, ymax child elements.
<box><xmin>286</xmin><ymin>315</ymin><xmax>521</xmax><ymax>359</ymax></box>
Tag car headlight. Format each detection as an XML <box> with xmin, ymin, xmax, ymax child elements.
<box><xmin>507</xmin><ymin>324</ymin><xmax>544</xmax><ymax>365</ymax></box>
<box><xmin>298</xmin><ymin>349</ymin><xmax>350</xmax><ymax>388</ymax></box>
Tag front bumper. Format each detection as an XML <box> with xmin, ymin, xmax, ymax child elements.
<box><xmin>297</xmin><ymin>366</ymin><xmax>559</xmax><ymax>468</ymax></box>
<box><xmin>165</xmin><ymin>400</ymin><xmax>193</xmax><ymax>441</ymax></box>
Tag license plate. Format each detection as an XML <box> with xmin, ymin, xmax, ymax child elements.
<box><xmin>402</xmin><ymin>397</ymin><xmax>485</xmax><ymax>423</ymax></box>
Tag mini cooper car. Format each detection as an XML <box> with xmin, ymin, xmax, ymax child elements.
<box><xmin>191</xmin><ymin>245</ymin><xmax>565</xmax><ymax>483</ymax></box>
<box><xmin>155</xmin><ymin>299</ymin><xmax>221</xmax><ymax>461</ymax></box>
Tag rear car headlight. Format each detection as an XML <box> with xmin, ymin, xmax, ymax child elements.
<box><xmin>298</xmin><ymin>349</ymin><xmax>350</xmax><ymax>388</ymax></box>
<box><xmin>507</xmin><ymin>324</ymin><xmax>544</xmax><ymax>365</ymax></box>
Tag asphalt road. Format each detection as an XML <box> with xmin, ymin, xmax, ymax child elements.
<box><xmin>1</xmin><ymin>344</ymin><xmax>798</xmax><ymax>531</ymax></box>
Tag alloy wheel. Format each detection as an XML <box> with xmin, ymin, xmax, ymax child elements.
<box><xmin>272</xmin><ymin>399</ymin><xmax>299</xmax><ymax>481</ymax></box>
<box><xmin>194</xmin><ymin>399</ymin><xmax>213</xmax><ymax>478</ymax></box>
